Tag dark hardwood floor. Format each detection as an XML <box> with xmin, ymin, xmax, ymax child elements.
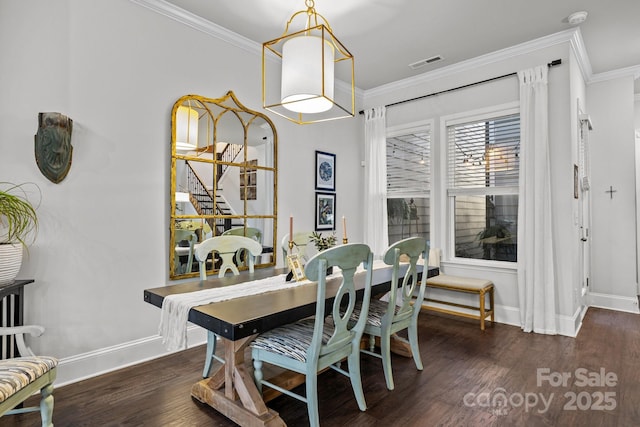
<box><xmin>6</xmin><ymin>307</ymin><xmax>639</xmax><ymax>426</ymax></box>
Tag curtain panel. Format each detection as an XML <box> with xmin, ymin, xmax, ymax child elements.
<box><xmin>363</xmin><ymin>107</ymin><xmax>389</xmax><ymax>259</ymax></box>
<box><xmin>517</xmin><ymin>66</ymin><xmax>558</xmax><ymax>334</ymax></box>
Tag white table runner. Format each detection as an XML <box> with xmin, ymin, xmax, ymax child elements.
<box><xmin>159</xmin><ymin>274</ymin><xmax>312</xmax><ymax>351</ymax></box>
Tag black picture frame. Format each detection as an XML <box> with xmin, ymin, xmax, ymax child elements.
<box><xmin>315</xmin><ymin>192</ymin><xmax>336</xmax><ymax>231</ymax></box>
<box><xmin>315</xmin><ymin>151</ymin><xmax>336</xmax><ymax>191</ymax></box>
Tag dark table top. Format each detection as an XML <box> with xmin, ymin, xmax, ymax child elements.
<box><xmin>144</xmin><ymin>266</ymin><xmax>438</xmax><ymax>341</ymax></box>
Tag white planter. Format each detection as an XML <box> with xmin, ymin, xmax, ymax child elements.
<box><xmin>0</xmin><ymin>243</ymin><xmax>23</xmax><ymax>285</ymax></box>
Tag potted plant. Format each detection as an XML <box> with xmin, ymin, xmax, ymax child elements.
<box><xmin>309</xmin><ymin>231</ymin><xmax>336</xmax><ymax>252</ymax></box>
<box><xmin>309</xmin><ymin>231</ymin><xmax>337</xmax><ymax>275</ymax></box>
<box><xmin>0</xmin><ymin>182</ymin><xmax>39</xmax><ymax>285</ymax></box>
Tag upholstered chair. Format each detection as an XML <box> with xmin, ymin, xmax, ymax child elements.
<box><xmin>0</xmin><ymin>325</ymin><xmax>58</xmax><ymax>427</ymax></box>
<box><xmin>251</xmin><ymin>243</ymin><xmax>374</xmax><ymax>427</ymax></box>
<box><xmin>354</xmin><ymin>236</ymin><xmax>429</xmax><ymax>390</ymax></box>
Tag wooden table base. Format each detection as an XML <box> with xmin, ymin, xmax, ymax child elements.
<box><xmin>190</xmin><ymin>333</ymin><xmax>414</xmax><ymax>426</ymax></box>
<box><xmin>191</xmin><ymin>379</ymin><xmax>284</xmax><ymax>427</ymax></box>
<box><xmin>190</xmin><ymin>335</ymin><xmax>286</xmax><ymax>427</ymax></box>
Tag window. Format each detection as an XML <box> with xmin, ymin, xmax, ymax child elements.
<box><xmin>447</xmin><ymin>110</ymin><xmax>519</xmax><ymax>262</ymax></box>
<box><xmin>386</xmin><ymin>125</ymin><xmax>431</xmax><ymax>245</ymax></box>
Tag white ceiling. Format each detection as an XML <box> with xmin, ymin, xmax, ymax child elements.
<box><xmin>162</xmin><ymin>0</ymin><xmax>640</xmax><ymax>92</ymax></box>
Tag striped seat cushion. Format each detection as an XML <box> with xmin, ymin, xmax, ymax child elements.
<box><xmin>251</xmin><ymin>318</ymin><xmax>334</xmax><ymax>363</ymax></box>
<box><xmin>352</xmin><ymin>299</ymin><xmax>398</xmax><ymax>327</ymax></box>
<box><xmin>0</xmin><ymin>356</ymin><xmax>58</xmax><ymax>403</ymax></box>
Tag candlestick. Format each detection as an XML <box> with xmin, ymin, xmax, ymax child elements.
<box><xmin>289</xmin><ymin>215</ymin><xmax>293</xmax><ymax>242</ymax></box>
<box><xmin>342</xmin><ymin>216</ymin><xmax>347</xmax><ymax>240</ymax></box>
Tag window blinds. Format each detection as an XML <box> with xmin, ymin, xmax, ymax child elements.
<box><xmin>447</xmin><ymin>114</ymin><xmax>520</xmax><ymax>190</ymax></box>
<box><xmin>386</xmin><ymin>130</ymin><xmax>431</xmax><ymax>197</ymax></box>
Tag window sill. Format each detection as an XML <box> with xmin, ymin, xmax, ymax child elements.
<box><xmin>441</xmin><ymin>257</ymin><xmax>517</xmax><ymax>274</ymax></box>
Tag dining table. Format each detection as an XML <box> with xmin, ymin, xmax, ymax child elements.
<box><xmin>144</xmin><ymin>262</ymin><xmax>439</xmax><ymax>426</ymax></box>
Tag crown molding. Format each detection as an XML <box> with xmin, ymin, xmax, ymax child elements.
<box><xmin>365</xmin><ymin>28</ymin><xmax>584</xmax><ymax>98</ymax></box>
<box><xmin>590</xmin><ymin>64</ymin><xmax>640</xmax><ymax>84</ymax></box>
<box><xmin>133</xmin><ymin>1</ymin><xmax>636</xmax><ymax>102</ymax></box>
<box><xmin>567</xmin><ymin>27</ymin><xmax>593</xmax><ymax>82</ymax></box>
<box><xmin>129</xmin><ymin>0</ymin><xmax>260</xmax><ymax>56</ymax></box>
<box><xmin>131</xmin><ymin>0</ymin><xmax>364</xmax><ymax>101</ymax></box>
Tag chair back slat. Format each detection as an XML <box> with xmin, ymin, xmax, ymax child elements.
<box><xmin>382</xmin><ymin>237</ymin><xmax>429</xmax><ymax>322</ymax></box>
<box><xmin>195</xmin><ymin>235</ymin><xmax>263</xmax><ymax>280</ymax></box>
<box><xmin>304</xmin><ymin>243</ymin><xmax>373</xmax><ymax>363</ymax></box>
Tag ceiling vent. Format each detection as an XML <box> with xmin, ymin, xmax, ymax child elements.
<box><xmin>409</xmin><ymin>55</ymin><xmax>443</xmax><ymax>70</ymax></box>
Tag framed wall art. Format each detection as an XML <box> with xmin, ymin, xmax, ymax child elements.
<box><xmin>315</xmin><ymin>150</ymin><xmax>335</xmax><ymax>191</ymax></box>
<box><xmin>315</xmin><ymin>192</ymin><xmax>336</xmax><ymax>231</ymax></box>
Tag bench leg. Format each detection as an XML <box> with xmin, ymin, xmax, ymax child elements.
<box><xmin>479</xmin><ymin>290</ymin><xmax>486</xmax><ymax>331</ymax></box>
<box><xmin>490</xmin><ymin>287</ymin><xmax>495</xmax><ymax>324</ymax></box>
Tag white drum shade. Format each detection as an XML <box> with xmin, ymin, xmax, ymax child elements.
<box><xmin>281</xmin><ymin>36</ymin><xmax>334</xmax><ymax>114</ymax></box>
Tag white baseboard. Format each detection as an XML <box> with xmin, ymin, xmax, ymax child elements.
<box><xmin>493</xmin><ymin>304</ymin><xmax>520</xmax><ymax>328</ymax></box>
<box><xmin>588</xmin><ymin>292</ymin><xmax>640</xmax><ymax>314</ymax></box>
<box><xmin>55</xmin><ymin>326</ymin><xmax>207</xmax><ymax>387</ymax></box>
<box><xmin>491</xmin><ymin>304</ymin><xmax>584</xmax><ymax>337</ymax></box>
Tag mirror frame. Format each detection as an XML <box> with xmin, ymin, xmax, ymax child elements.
<box><xmin>169</xmin><ymin>91</ymin><xmax>278</xmax><ymax>280</ymax></box>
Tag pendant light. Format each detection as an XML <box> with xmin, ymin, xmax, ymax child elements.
<box><xmin>263</xmin><ymin>0</ymin><xmax>354</xmax><ymax>124</ymax></box>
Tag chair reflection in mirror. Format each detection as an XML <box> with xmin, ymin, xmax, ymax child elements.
<box><xmin>222</xmin><ymin>227</ymin><xmax>263</xmax><ymax>267</ymax></box>
<box><xmin>174</xmin><ymin>220</ymin><xmax>212</xmax><ymax>274</ymax></box>
<box><xmin>174</xmin><ymin>229</ymin><xmax>197</xmax><ymax>274</ymax></box>
<box><xmin>195</xmin><ymin>235</ymin><xmax>263</xmax><ymax>378</ymax></box>
<box><xmin>222</xmin><ymin>226</ymin><xmax>262</xmax><ymax>241</ymax></box>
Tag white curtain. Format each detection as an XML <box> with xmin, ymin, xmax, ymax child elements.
<box><xmin>363</xmin><ymin>107</ymin><xmax>389</xmax><ymax>258</ymax></box>
<box><xmin>517</xmin><ymin>66</ymin><xmax>557</xmax><ymax>334</ymax></box>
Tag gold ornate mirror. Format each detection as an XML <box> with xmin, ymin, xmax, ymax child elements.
<box><xmin>170</xmin><ymin>92</ymin><xmax>277</xmax><ymax>279</ymax></box>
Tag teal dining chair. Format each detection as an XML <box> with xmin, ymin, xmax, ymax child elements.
<box><xmin>280</xmin><ymin>231</ymin><xmax>315</xmax><ymax>264</ymax></box>
<box><xmin>195</xmin><ymin>235</ymin><xmax>263</xmax><ymax>280</ymax></box>
<box><xmin>222</xmin><ymin>227</ymin><xmax>263</xmax><ymax>267</ymax></box>
<box><xmin>251</xmin><ymin>243</ymin><xmax>374</xmax><ymax>427</ymax></box>
<box><xmin>195</xmin><ymin>235</ymin><xmax>264</xmax><ymax>378</ymax></box>
<box><xmin>353</xmin><ymin>236</ymin><xmax>429</xmax><ymax>390</ymax></box>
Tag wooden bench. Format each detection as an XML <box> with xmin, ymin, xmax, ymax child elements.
<box><xmin>422</xmin><ymin>274</ymin><xmax>494</xmax><ymax>330</ymax></box>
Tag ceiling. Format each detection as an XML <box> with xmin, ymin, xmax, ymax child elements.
<box><xmin>162</xmin><ymin>0</ymin><xmax>640</xmax><ymax>92</ymax></box>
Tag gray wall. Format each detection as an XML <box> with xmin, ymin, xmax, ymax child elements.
<box><xmin>0</xmin><ymin>0</ymin><xmax>363</xmax><ymax>384</ymax></box>
<box><xmin>364</xmin><ymin>36</ymin><xmax>639</xmax><ymax>332</ymax></box>
<box><xmin>0</xmin><ymin>0</ymin><xmax>637</xmax><ymax>385</ymax></box>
